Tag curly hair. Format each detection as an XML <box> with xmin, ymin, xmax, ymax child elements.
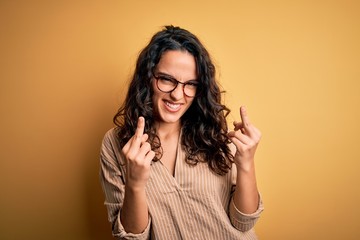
<box><xmin>113</xmin><ymin>25</ymin><xmax>234</xmax><ymax>175</ymax></box>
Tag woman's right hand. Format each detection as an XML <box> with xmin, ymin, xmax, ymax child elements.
<box><xmin>122</xmin><ymin>117</ymin><xmax>155</xmax><ymax>190</ymax></box>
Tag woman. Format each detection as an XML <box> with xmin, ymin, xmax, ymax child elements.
<box><xmin>100</xmin><ymin>25</ymin><xmax>264</xmax><ymax>240</ymax></box>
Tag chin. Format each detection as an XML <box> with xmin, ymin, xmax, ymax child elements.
<box><xmin>160</xmin><ymin>116</ymin><xmax>181</xmax><ymax>124</ymax></box>
<box><xmin>157</xmin><ymin>111</ymin><xmax>183</xmax><ymax>124</ymax></box>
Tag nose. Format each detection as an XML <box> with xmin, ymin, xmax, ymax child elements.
<box><xmin>169</xmin><ymin>83</ymin><xmax>185</xmax><ymax>100</ymax></box>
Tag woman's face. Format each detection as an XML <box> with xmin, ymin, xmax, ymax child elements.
<box><xmin>152</xmin><ymin>50</ymin><xmax>197</xmax><ymax>126</ymax></box>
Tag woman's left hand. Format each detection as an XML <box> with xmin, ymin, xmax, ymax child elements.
<box><xmin>227</xmin><ymin>106</ymin><xmax>261</xmax><ymax>171</ymax></box>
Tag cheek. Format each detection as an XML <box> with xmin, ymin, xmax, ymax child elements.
<box><xmin>188</xmin><ymin>98</ymin><xmax>194</xmax><ymax>105</ymax></box>
<box><xmin>152</xmin><ymin>89</ymin><xmax>163</xmax><ymax>101</ymax></box>
<box><xmin>186</xmin><ymin>98</ymin><xmax>195</xmax><ymax>109</ymax></box>
<box><xmin>151</xmin><ymin>82</ymin><xmax>159</xmax><ymax>100</ymax></box>
<box><xmin>151</xmin><ymin>89</ymin><xmax>166</xmax><ymax>110</ymax></box>
<box><xmin>151</xmin><ymin>81</ymin><xmax>163</xmax><ymax>99</ymax></box>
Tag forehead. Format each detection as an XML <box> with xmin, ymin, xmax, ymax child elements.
<box><xmin>156</xmin><ymin>50</ymin><xmax>197</xmax><ymax>80</ymax></box>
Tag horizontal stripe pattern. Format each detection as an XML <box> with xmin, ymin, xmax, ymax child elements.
<box><xmin>100</xmin><ymin>128</ymin><xmax>263</xmax><ymax>240</ymax></box>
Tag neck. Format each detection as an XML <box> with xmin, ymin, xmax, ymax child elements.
<box><xmin>154</xmin><ymin>121</ymin><xmax>181</xmax><ymax>140</ymax></box>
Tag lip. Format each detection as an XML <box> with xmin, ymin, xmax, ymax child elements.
<box><xmin>163</xmin><ymin>100</ymin><xmax>183</xmax><ymax>112</ymax></box>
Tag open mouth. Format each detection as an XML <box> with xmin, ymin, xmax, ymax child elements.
<box><xmin>164</xmin><ymin>101</ymin><xmax>181</xmax><ymax>111</ymax></box>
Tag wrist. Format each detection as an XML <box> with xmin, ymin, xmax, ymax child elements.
<box><xmin>235</xmin><ymin>161</ymin><xmax>255</xmax><ymax>174</ymax></box>
<box><xmin>125</xmin><ymin>182</ymin><xmax>147</xmax><ymax>194</ymax></box>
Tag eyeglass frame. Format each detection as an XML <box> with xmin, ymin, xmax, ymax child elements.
<box><xmin>152</xmin><ymin>71</ymin><xmax>200</xmax><ymax>98</ymax></box>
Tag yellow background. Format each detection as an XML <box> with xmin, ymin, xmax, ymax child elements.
<box><xmin>1</xmin><ymin>1</ymin><xmax>359</xmax><ymax>239</ymax></box>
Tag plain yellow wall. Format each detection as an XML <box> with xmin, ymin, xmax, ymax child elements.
<box><xmin>1</xmin><ymin>1</ymin><xmax>359</xmax><ymax>239</ymax></box>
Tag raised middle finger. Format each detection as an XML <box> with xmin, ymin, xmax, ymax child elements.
<box><xmin>131</xmin><ymin>117</ymin><xmax>145</xmax><ymax>146</ymax></box>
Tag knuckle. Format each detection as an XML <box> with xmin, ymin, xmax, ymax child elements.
<box><xmin>236</xmin><ymin>145</ymin><xmax>245</xmax><ymax>152</ymax></box>
<box><xmin>234</xmin><ymin>131</ymin><xmax>242</xmax><ymax>138</ymax></box>
<box><xmin>132</xmin><ymin>156</ymin><xmax>145</xmax><ymax>166</ymax></box>
<box><xmin>142</xmin><ymin>133</ymin><xmax>149</xmax><ymax>141</ymax></box>
<box><xmin>254</xmin><ymin>134</ymin><xmax>261</xmax><ymax>142</ymax></box>
<box><xmin>135</xmin><ymin>159</ymin><xmax>145</xmax><ymax>167</ymax></box>
<box><xmin>122</xmin><ymin>148</ymin><xmax>128</xmax><ymax>155</ymax></box>
<box><xmin>141</xmin><ymin>142</ymin><xmax>151</xmax><ymax>150</ymax></box>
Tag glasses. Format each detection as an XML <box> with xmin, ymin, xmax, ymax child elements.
<box><xmin>152</xmin><ymin>72</ymin><xmax>199</xmax><ymax>98</ymax></box>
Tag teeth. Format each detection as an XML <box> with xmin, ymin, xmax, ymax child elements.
<box><xmin>165</xmin><ymin>101</ymin><xmax>180</xmax><ymax>109</ymax></box>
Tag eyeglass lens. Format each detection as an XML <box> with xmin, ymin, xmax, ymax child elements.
<box><xmin>155</xmin><ymin>75</ymin><xmax>197</xmax><ymax>97</ymax></box>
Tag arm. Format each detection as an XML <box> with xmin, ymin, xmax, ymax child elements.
<box><xmin>120</xmin><ymin>185</ymin><xmax>149</xmax><ymax>234</ymax></box>
<box><xmin>99</xmin><ymin>117</ymin><xmax>154</xmax><ymax>239</ymax></box>
<box><xmin>120</xmin><ymin>117</ymin><xmax>155</xmax><ymax>233</ymax></box>
<box><xmin>227</xmin><ymin>106</ymin><xmax>264</xmax><ymax>231</ymax></box>
<box><xmin>233</xmin><ymin>162</ymin><xmax>259</xmax><ymax>214</ymax></box>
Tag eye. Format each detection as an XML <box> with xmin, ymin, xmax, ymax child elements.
<box><xmin>159</xmin><ymin>76</ymin><xmax>171</xmax><ymax>81</ymax></box>
<box><xmin>157</xmin><ymin>75</ymin><xmax>177</xmax><ymax>84</ymax></box>
<box><xmin>186</xmin><ymin>81</ymin><xmax>199</xmax><ymax>87</ymax></box>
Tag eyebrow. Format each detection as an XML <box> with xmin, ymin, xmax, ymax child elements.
<box><xmin>156</xmin><ymin>71</ymin><xmax>198</xmax><ymax>83</ymax></box>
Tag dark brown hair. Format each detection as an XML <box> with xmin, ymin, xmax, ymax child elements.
<box><xmin>113</xmin><ymin>25</ymin><xmax>233</xmax><ymax>175</ymax></box>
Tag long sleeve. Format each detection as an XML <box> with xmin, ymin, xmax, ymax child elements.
<box><xmin>99</xmin><ymin>129</ymin><xmax>151</xmax><ymax>240</ymax></box>
<box><xmin>229</xmin><ymin>193</ymin><xmax>264</xmax><ymax>232</ymax></box>
<box><xmin>227</xmin><ymin>145</ymin><xmax>264</xmax><ymax>232</ymax></box>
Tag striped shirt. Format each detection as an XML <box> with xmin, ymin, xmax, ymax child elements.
<box><xmin>100</xmin><ymin>128</ymin><xmax>264</xmax><ymax>240</ymax></box>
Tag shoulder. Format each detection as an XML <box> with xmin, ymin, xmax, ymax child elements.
<box><xmin>100</xmin><ymin>127</ymin><xmax>126</xmax><ymax>166</ymax></box>
<box><xmin>103</xmin><ymin>127</ymin><xmax>118</xmax><ymax>140</ymax></box>
<box><xmin>102</xmin><ymin>127</ymin><xmax>120</xmax><ymax>143</ymax></box>
<box><xmin>101</xmin><ymin>128</ymin><xmax>121</xmax><ymax>155</ymax></box>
